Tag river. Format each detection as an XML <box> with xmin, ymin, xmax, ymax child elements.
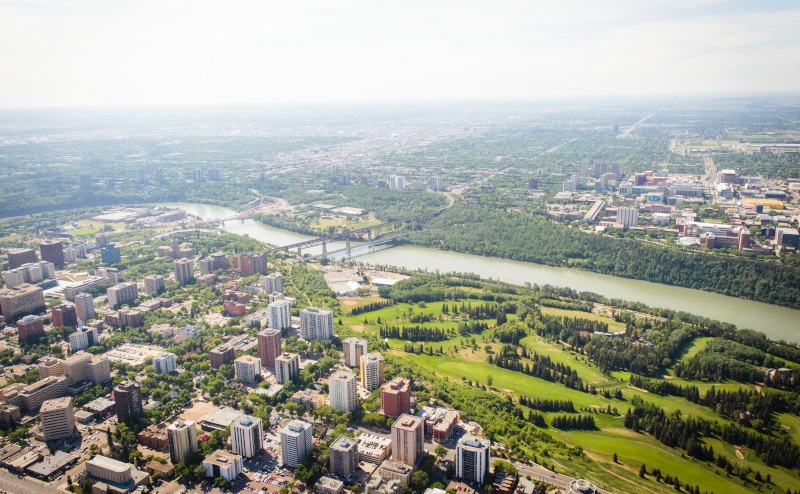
<box><xmin>163</xmin><ymin>202</ymin><xmax>800</xmax><ymax>342</ymax></box>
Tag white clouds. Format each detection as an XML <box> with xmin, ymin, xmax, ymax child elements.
<box><xmin>0</xmin><ymin>0</ymin><xmax>797</xmax><ymax>107</ymax></box>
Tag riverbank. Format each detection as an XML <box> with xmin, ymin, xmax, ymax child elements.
<box><xmin>163</xmin><ymin>202</ymin><xmax>800</xmax><ymax>342</ymax></box>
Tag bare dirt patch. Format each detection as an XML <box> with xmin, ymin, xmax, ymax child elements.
<box><xmin>350</xmin><ymin>325</ymin><xmax>365</xmax><ymax>332</ymax></box>
<box><xmin>342</xmin><ymin>300</ymin><xmax>358</xmax><ymax>306</ymax></box>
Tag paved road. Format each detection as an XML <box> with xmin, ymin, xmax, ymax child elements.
<box><xmin>0</xmin><ymin>470</ymin><xmax>62</xmax><ymax>494</ymax></box>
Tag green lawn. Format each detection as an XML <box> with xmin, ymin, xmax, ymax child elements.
<box><xmin>540</xmin><ymin>306</ymin><xmax>627</xmax><ymax>332</ymax></box>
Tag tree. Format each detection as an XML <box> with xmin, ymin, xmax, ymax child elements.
<box><xmin>612</xmin><ymin>452</ymin><xmax>617</xmax><ymax>463</ymax></box>
<box><xmin>435</xmin><ymin>444</ymin><xmax>447</xmax><ymax>460</ymax></box>
<box><xmin>639</xmin><ymin>464</ymin><xmax>647</xmax><ymax>478</ymax></box>
<box><xmin>174</xmin><ymin>462</ymin><xmax>189</xmax><ymax>479</ymax></box>
<box><xmin>487</xmin><ymin>375</ymin><xmax>494</xmax><ymax>387</ymax></box>
<box><xmin>411</xmin><ymin>470</ymin><xmax>429</xmax><ymax>490</ymax></box>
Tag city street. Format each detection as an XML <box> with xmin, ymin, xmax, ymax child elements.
<box><xmin>0</xmin><ymin>469</ymin><xmax>62</xmax><ymax>494</ymax></box>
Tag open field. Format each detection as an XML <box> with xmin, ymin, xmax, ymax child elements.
<box><xmin>541</xmin><ymin>306</ymin><xmax>627</xmax><ymax>332</ymax></box>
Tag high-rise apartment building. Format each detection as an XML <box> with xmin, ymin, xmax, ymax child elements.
<box><xmin>455</xmin><ymin>435</ymin><xmax>491</xmax><ymax>484</ymax></box>
<box><xmin>167</xmin><ymin>419</ymin><xmax>199</xmax><ymax>465</ymax></box>
<box><xmin>360</xmin><ymin>352</ymin><xmax>385</xmax><ymax>391</ymax></box>
<box><xmin>114</xmin><ymin>381</ymin><xmax>143</xmax><ymax>423</ymax></box>
<box><xmin>616</xmin><ymin>207</ymin><xmax>639</xmax><ymax>227</ymax></box>
<box><xmin>209</xmin><ymin>344</ymin><xmax>235</xmax><ymax>369</ymax></box>
<box><xmin>40</xmin><ymin>397</ymin><xmax>76</xmax><ymax>441</ymax></box>
<box><xmin>381</xmin><ymin>378</ymin><xmax>411</xmax><ymax>417</ymax></box>
<box><xmin>86</xmin><ymin>355</ymin><xmax>111</xmax><ymax>385</ymax></box>
<box><xmin>257</xmin><ymin>328</ymin><xmax>281</xmax><ymax>367</ymax></box>
<box><xmin>274</xmin><ymin>353</ymin><xmax>299</xmax><ymax>384</ymax></box>
<box><xmin>154</xmin><ymin>352</ymin><xmax>177</xmax><ymax>374</ymax></box>
<box><xmin>64</xmin><ymin>352</ymin><xmax>92</xmax><ymax>385</ymax></box>
<box><xmin>234</xmin><ymin>355</ymin><xmax>261</xmax><ymax>384</ymax></box>
<box><xmin>17</xmin><ymin>314</ymin><xmax>45</xmax><ymax>343</ymax></box>
<box><xmin>19</xmin><ymin>376</ymin><xmax>68</xmax><ymax>413</ymax></box>
<box><xmin>280</xmin><ymin>420</ymin><xmax>313</xmax><ymax>468</ymax></box>
<box><xmin>429</xmin><ymin>176</ymin><xmax>443</xmax><ymax>191</ymax></box>
<box><xmin>100</xmin><ymin>245</ymin><xmax>121</xmax><ymax>265</ymax></box>
<box><xmin>106</xmin><ymin>282</ymin><xmax>138</xmax><ymax>309</ymax></box>
<box><xmin>143</xmin><ymin>275</ymin><xmax>166</xmax><ymax>295</ymax></box>
<box><xmin>329</xmin><ymin>370</ymin><xmax>359</xmax><ymax>412</ymax></box>
<box><xmin>391</xmin><ymin>414</ymin><xmax>425</xmax><ymax>466</ymax></box>
<box><xmin>300</xmin><ymin>307</ymin><xmax>333</xmax><ymax>341</ymax></box>
<box><xmin>69</xmin><ymin>326</ymin><xmax>98</xmax><ymax>352</ymax></box>
<box><xmin>74</xmin><ymin>293</ymin><xmax>96</xmax><ymax>321</ymax></box>
<box><xmin>343</xmin><ymin>338</ymin><xmax>367</xmax><ymax>368</ymax></box>
<box><xmin>389</xmin><ymin>175</ymin><xmax>405</xmax><ymax>190</ymax></box>
<box><xmin>230</xmin><ymin>415</ymin><xmax>263</xmax><ymax>458</ymax></box>
<box><xmin>173</xmin><ymin>258</ymin><xmax>195</xmax><ymax>285</ymax></box>
<box><xmin>330</xmin><ymin>436</ymin><xmax>359</xmax><ymax>478</ymax></box>
<box><xmin>267</xmin><ymin>299</ymin><xmax>293</xmax><ymax>330</ymax></box>
<box><xmin>52</xmin><ymin>304</ymin><xmax>78</xmax><ymax>328</ymax></box>
<box><xmin>259</xmin><ymin>272</ymin><xmax>283</xmax><ymax>294</ymax></box>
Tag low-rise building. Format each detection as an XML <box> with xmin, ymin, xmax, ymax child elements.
<box><xmin>316</xmin><ymin>476</ymin><xmax>344</xmax><ymax>494</ymax></box>
<box><xmin>84</xmin><ymin>455</ymin><xmax>150</xmax><ymax>494</ymax></box>
<box><xmin>377</xmin><ymin>460</ymin><xmax>413</xmax><ymax>485</ymax></box>
<box><xmin>203</xmin><ymin>450</ymin><xmax>243</xmax><ymax>482</ymax></box>
<box><xmin>357</xmin><ymin>433</ymin><xmax>392</xmax><ymax>464</ymax></box>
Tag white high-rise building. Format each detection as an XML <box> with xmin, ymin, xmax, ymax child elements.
<box><xmin>230</xmin><ymin>415</ymin><xmax>264</xmax><ymax>458</ymax></box>
<box><xmin>280</xmin><ymin>420</ymin><xmax>313</xmax><ymax>468</ymax></box>
<box><xmin>274</xmin><ymin>353</ymin><xmax>299</xmax><ymax>384</ymax></box>
<box><xmin>300</xmin><ymin>307</ymin><xmax>333</xmax><ymax>341</ymax></box>
<box><xmin>429</xmin><ymin>176</ymin><xmax>443</xmax><ymax>191</ymax></box>
<box><xmin>1</xmin><ymin>270</ymin><xmax>24</xmax><ymax>288</ymax></box>
<box><xmin>69</xmin><ymin>326</ymin><xmax>98</xmax><ymax>352</ymax></box>
<box><xmin>167</xmin><ymin>419</ymin><xmax>199</xmax><ymax>465</ymax></box>
<box><xmin>616</xmin><ymin>207</ymin><xmax>639</xmax><ymax>227</ymax></box>
<box><xmin>360</xmin><ymin>352</ymin><xmax>385</xmax><ymax>391</ymax></box>
<box><xmin>234</xmin><ymin>355</ymin><xmax>262</xmax><ymax>384</ymax></box>
<box><xmin>267</xmin><ymin>299</ymin><xmax>293</xmax><ymax>330</ymax></box>
<box><xmin>343</xmin><ymin>338</ymin><xmax>367</xmax><ymax>368</ymax></box>
<box><xmin>456</xmin><ymin>435</ymin><xmax>491</xmax><ymax>485</ymax></box>
<box><xmin>389</xmin><ymin>175</ymin><xmax>405</xmax><ymax>190</ymax></box>
<box><xmin>74</xmin><ymin>293</ymin><xmax>95</xmax><ymax>321</ymax></box>
<box><xmin>259</xmin><ymin>273</ymin><xmax>283</xmax><ymax>294</ymax></box>
<box><xmin>329</xmin><ymin>370</ymin><xmax>358</xmax><ymax>412</ymax></box>
<box><xmin>153</xmin><ymin>352</ymin><xmax>177</xmax><ymax>374</ymax></box>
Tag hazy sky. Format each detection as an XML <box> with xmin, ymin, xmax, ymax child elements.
<box><xmin>1</xmin><ymin>0</ymin><xmax>798</xmax><ymax>108</ymax></box>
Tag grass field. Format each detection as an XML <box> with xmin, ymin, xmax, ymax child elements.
<box><xmin>341</xmin><ymin>298</ymin><xmax>798</xmax><ymax>494</ymax></box>
<box><xmin>540</xmin><ymin>306</ymin><xmax>627</xmax><ymax>332</ymax></box>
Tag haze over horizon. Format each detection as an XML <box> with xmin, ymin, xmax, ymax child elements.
<box><xmin>1</xmin><ymin>0</ymin><xmax>799</xmax><ymax>108</ymax></box>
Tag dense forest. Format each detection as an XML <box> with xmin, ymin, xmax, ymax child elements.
<box><xmin>405</xmin><ymin>204</ymin><xmax>800</xmax><ymax>308</ymax></box>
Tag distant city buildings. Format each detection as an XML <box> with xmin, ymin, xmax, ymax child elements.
<box><xmin>173</xmin><ymin>258</ymin><xmax>195</xmax><ymax>286</ymax></box>
<box><xmin>107</xmin><ymin>282</ymin><xmax>138</xmax><ymax>309</ymax></box>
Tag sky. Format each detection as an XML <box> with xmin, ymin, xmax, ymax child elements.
<box><xmin>0</xmin><ymin>0</ymin><xmax>798</xmax><ymax>108</ymax></box>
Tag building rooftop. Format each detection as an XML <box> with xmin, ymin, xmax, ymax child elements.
<box><xmin>392</xmin><ymin>414</ymin><xmax>424</xmax><ymax>431</ymax></box>
<box><xmin>203</xmin><ymin>450</ymin><xmax>241</xmax><ymax>467</ymax></box>
<box><xmin>26</xmin><ymin>451</ymin><xmax>77</xmax><ymax>477</ymax></box>
<box><xmin>40</xmin><ymin>396</ymin><xmax>72</xmax><ymax>413</ymax></box>
<box><xmin>88</xmin><ymin>455</ymin><xmax>132</xmax><ymax>473</ymax></box>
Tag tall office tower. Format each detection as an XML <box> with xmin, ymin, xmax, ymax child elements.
<box><xmin>155</xmin><ymin>169</ymin><xmax>165</xmax><ymax>183</ymax></box>
<box><xmin>106</xmin><ymin>282</ymin><xmax>138</xmax><ymax>309</ymax></box>
<box><xmin>38</xmin><ymin>357</ymin><xmax>65</xmax><ymax>379</ymax></box>
<box><xmin>342</xmin><ymin>337</ymin><xmax>367</xmax><ymax>368</ymax></box>
<box><xmin>250</xmin><ymin>252</ymin><xmax>267</xmax><ymax>275</ymax></box>
<box><xmin>259</xmin><ymin>272</ymin><xmax>283</xmax><ymax>294</ymax></box>
<box><xmin>616</xmin><ymin>207</ymin><xmax>639</xmax><ymax>227</ymax></box>
<box><xmin>6</xmin><ymin>248</ymin><xmax>38</xmax><ymax>269</ymax></box>
<box><xmin>455</xmin><ymin>435</ymin><xmax>491</xmax><ymax>484</ymax></box>
<box><xmin>74</xmin><ymin>293</ymin><xmax>96</xmax><ymax>321</ymax></box>
<box><xmin>114</xmin><ymin>381</ymin><xmax>143</xmax><ymax>424</ymax></box>
<box><xmin>39</xmin><ymin>240</ymin><xmax>64</xmax><ymax>267</ymax></box>
<box><xmin>267</xmin><ymin>299</ymin><xmax>293</xmax><ymax>330</ymax></box>
<box><xmin>173</xmin><ymin>258</ymin><xmax>195</xmax><ymax>285</ymax></box>
<box><xmin>154</xmin><ymin>352</ymin><xmax>177</xmax><ymax>374</ymax></box>
<box><xmin>329</xmin><ymin>436</ymin><xmax>359</xmax><ymax>478</ymax></box>
<box><xmin>391</xmin><ymin>414</ymin><xmax>425</xmax><ymax>466</ymax></box>
<box><xmin>167</xmin><ymin>419</ymin><xmax>199</xmax><ymax>465</ymax></box>
<box><xmin>143</xmin><ymin>275</ymin><xmax>166</xmax><ymax>295</ymax></box>
<box><xmin>429</xmin><ymin>176</ymin><xmax>443</xmax><ymax>191</ymax></box>
<box><xmin>300</xmin><ymin>307</ymin><xmax>333</xmax><ymax>341</ymax></box>
<box><xmin>207</xmin><ymin>168</ymin><xmax>222</xmax><ymax>181</ymax></box>
<box><xmin>257</xmin><ymin>328</ymin><xmax>282</xmax><ymax>367</ymax></box>
<box><xmin>192</xmin><ymin>169</ymin><xmax>204</xmax><ymax>182</ymax></box>
<box><xmin>234</xmin><ymin>355</ymin><xmax>262</xmax><ymax>384</ymax></box>
<box><xmin>136</xmin><ymin>169</ymin><xmax>147</xmax><ymax>184</ymax></box>
<box><xmin>230</xmin><ymin>415</ymin><xmax>264</xmax><ymax>458</ymax></box>
<box><xmin>329</xmin><ymin>370</ymin><xmax>359</xmax><ymax>412</ymax></box>
<box><xmin>381</xmin><ymin>378</ymin><xmax>411</xmax><ymax>417</ymax></box>
<box><xmin>16</xmin><ymin>315</ymin><xmax>45</xmax><ymax>343</ymax></box>
<box><xmin>40</xmin><ymin>397</ymin><xmax>76</xmax><ymax>441</ymax></box>
<box><xmin>51</xmin><ymin>304</ymin><xmax>78</xmax><ymax>328</ymax></box>
<box><xmin>280</xmin><ymin>420</ymin><xmax>313</xmax><ymax>468</ymax></box>
<box><xmin>274</xmin><ymin>353</ymin><xmax>299</xmax><ymax>384</ymax></box>
<box><xmin>360</xmin><ymin>352</ymin><xmax>385</xmax><ymax>391</ymax></box>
